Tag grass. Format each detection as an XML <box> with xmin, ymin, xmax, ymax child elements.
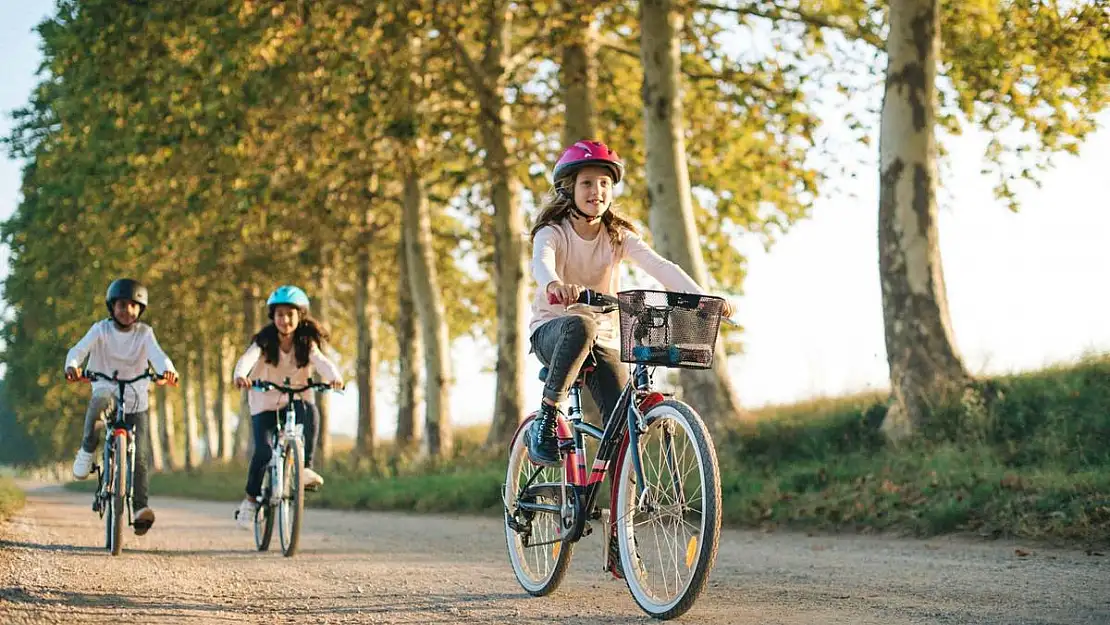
<box><xmin>0</xmin><ymin>476</ymin><xmax>26</xmax><ymax>521</ymax></box>
<box><xmin>65</xmin><ymin>356</ymin><xmax>1110</xmax><ymax>545</ymax></box>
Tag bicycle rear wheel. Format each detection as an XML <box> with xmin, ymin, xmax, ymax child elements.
<box><xmin>503</xmin><ymin>416</ymin><xmax>573</xmax><ymax>596</ymax></box>
<box><xmin>254</xmin><ymin>468</ymin><xmax>276</xmax><ymax>551</ymax></box>
<box><xmin>615</xmin><ymin>400</ymin><xmax>721</xmax><ymax>619</ymax></box>
<box><xmin>278</xmin><ymin>439</ymin><xmax>304</xmax><ymax>557</ymax></box>
<box><xmin>108</xmin><ymin>435</ymin><xmax>128</xmax><ymax>556</ymax></box>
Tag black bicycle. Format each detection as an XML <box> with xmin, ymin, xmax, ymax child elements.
<box><xmin>83</xmin><ymin>369</ymin><xmax>166</xmax><ymax>556</ymax></box>
<box><xmin>504</xmin><ymin>289</ymin><xmax>727</xmax><ymax>619</ymax></box>
<box><xmin>243</xmin><ymin>378</ymin><xmax>333</xmax><ymax>557</ymax></box>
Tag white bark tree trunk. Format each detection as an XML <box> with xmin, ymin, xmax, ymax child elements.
<box><xmin>878</xmin><ymin>0</ymin><xmax>970</xmax><ymax>440</ymax></box>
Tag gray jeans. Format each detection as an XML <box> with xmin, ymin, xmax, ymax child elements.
<box><xmin>81</xmin><ymin>388</ymin><xmax>152</xmax><ymax>510</ymax></box>
<box><xmin>531</xmin><ymin>315</ymin><xmax>629</xmax><ymax>424</ymax></box>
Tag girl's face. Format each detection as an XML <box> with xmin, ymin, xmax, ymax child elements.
<box><xmin>112</xmin><ymin>299</ymin><xmax>141</xmax><ymax>327</ymax></box>
<box><xmin>572</xmin><ymin>166</ymin><xmax>614</xmax><ymax>219</ymax></box>
<box><xmin>272</xmin><ymin>304</ymin><xmax>301</xmax><ymax>336</ymax></box>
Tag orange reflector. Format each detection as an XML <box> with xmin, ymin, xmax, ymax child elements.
<box><xmin>685</xmin><ymin>537</ymin><xmax>698</xmax><ymax>569</ymax></box>
<box><xmin>552</xmin><ymin>542</ymin><xmax>561</xmax><ymax>558</ymax></box>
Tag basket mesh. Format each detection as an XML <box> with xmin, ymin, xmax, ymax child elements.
<box><xmin>616</xmin><ymin>290</ymin><xmax>724</xmax><ymax>369</ymax></box>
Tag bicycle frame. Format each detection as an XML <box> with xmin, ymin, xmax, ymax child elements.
<box><xmin>87</xmin><ymin>370</ymin><xmax>158</xmax><ymax>526</ymax></box>
<box><xmin>510</xmin><ymin>362</ymin><xmax>668</xmax><ymax>547</ymax></box>
<box><xmin>251</xmin><ymin>378</ymin><xmax>330</xmax><ymax>505</ymax></box>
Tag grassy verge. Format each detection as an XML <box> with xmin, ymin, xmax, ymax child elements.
<box><xmin>0</xmin><ymin>476</ymin><xmax>26</xmax><ymax>521</ymax></box>
<box><xmin>67</xmin><ymin>357</ymin><xmax>1110</xmax><ymax>544</ymax></box>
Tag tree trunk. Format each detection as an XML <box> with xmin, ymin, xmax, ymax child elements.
<box><xmin>879</xmin><ymin>0</ymin><xmax>969</xmax><ymax>441</ymax></box>
<box><xmin>560</xmin><ymin>2</ymin><xmax>605</xmax><ymax>425</ymax></box>
<box><xmin>560</xmin><ymin>0</ymin><xmax>599</xmax><ymax>147</ymax></box>
<box><xmin>147</xmin><ymin>389</ymin><xmax>164</xmax><ymax>472</ymax></box>
<box><xmin>216</xmin><ymin>333</ymin><xmax>232</xmax><ymax>462</ymax></box>
<box><xmin>183</xmin><ymin>352</ymin><xmax>199</xmax><ymax>471</ymax></box>
<box><xmin>474</xmin><ymin>1</ymin><xmax>527</xmax><ymax>449</ymax></box>
<box><xmin>236</xmin><ymin>285</ymin><xmax>258</xmax><ymax>458</ymax></box>
<box><xmin>402</xmin><ymin>151</ymin><xmax>454</xmax><ymax>458</ymax></box>
<box><xmin>314</xmin><ymin>262</ymin><xmax>333</xmax><ymax>464</ymax></box>
<box><xmin>157</xmin><ymin>383</ymin><xmax>179</xmax><ymax>470</ymax></box>
<box><xmin>355</xmin><ymin>233</ymin><xmax>378</xmax><ymax>458</ymax></box>
<box><xmin>197</xmin><ymin>338</ymin><xmax>217</xmax><ymax>461</ymax></box>
<box><xmin>395</xmin><ymin>237</ymin><xmax>422</xmax><ymax>448</ymax></box>
<box><xmin>640</xmin><ymin>0</ymin><xmax>742</xmax><ymax>431</ymax></box>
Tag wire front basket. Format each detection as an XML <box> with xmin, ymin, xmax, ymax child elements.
<box><xmin>616</xmin><ymin>289</ymin><xmax>724</xmax><ymax>369</ymax></box>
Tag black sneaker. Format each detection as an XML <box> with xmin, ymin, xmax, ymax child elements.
<box><xmin>526</xmin><ymin>403</ymin><xmax>562</xmax><ymax>467</ymax></box>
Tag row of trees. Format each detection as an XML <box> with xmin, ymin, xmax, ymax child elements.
<box><xmin>1</xmin><ymin>0</ymin><xmax>1106</xmax><ymax>467</ymax></box>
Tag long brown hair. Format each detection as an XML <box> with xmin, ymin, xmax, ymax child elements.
<box><xmin>529</xmin><ymin>173</ymin><xmax>637</xmax><ymax>248</ymax></box>
<box><xmin>251</xmin><ymin>311</ymin><xmax>330</xmax><ymax>368</ymax></box>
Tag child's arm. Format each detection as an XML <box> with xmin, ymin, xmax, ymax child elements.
<box><xmin>531</xmin><ymin>226</ymin><xmax>562</xmax><ymax>294</ymax></box>
<box><xmin>143</xmin><ymin>328</ymin><xmax>176</xmax><ymax>373</ymax></box>
<box><xmin>232</xmin><ymin>343</ymin><xmax>262</xmax><ymax>382</ymax></box>
<box><xmin>622</xmin><ymin>233</ymin><xmax>704</xmax><ymax>294</ymax></box>
<box><xmin>143</xmin><ymin>327</ymin><xmax>179</xmax><ymax>383</ymax></box>
<box><xmin>308</xmin><ymin>344</ymin><xmax>343</xmax><ymax>386</ymax></box>
<box><xmin>64</xmin><ymin>323</ymin><xmax>101</xmax><ymax>372</ymax></box>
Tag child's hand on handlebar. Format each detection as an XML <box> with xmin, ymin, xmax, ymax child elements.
<box><xmin>234</xmin><ymin>376</ymin><xmax>251</xmax><ymax>389</ymax></box>
<box><xmin>329</xmin><ymin>380</ymin><xmax>345</xmax><ymax>390</ymax></box>
<box><xmin>546</xmin><ymin>281</ymin><xmax>582</xmax><ymax>306</ymax></box>
<box><xmin>719</xmin><ymin>298</ymin><xmax>734</xmax><ymax>319</ymax></box>
<box><xmin>160</xmin><ymin>370</ymin><xmax>179</xmax><ymax>386</ymax></box>
<box><xmin>65</xmin><ymin>366</ymin><xmax>82</xmax><ymax>382</ymax></box>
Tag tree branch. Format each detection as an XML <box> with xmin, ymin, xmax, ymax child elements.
<box><xmin>698</xmin><ymin>1</ymin><xmax>885</xmax><ymax>49</ymax></box>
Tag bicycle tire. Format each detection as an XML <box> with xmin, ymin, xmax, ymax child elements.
<box><xmin>503</xmin><ymin>415</ymin><xmax>574</xmax><ymax>596</ymax></box>
<box><xmin>254</xmin><ymin>467</ymin><xmax>276</xmax><ymax>551</ymax></box>
<box><xmin>109</xmin><ymin>434</ymin><xmax>128</xmax><ymax>556</ymax></box>
<box><xmin>278</xmin><ymin>438</ymin><xmax>304</xmax><ymax>557</ymax></box>
<box><xmin>615</xmin><ymin>400</ymin><xmax>721</xmax><ymax>619</ymax></box>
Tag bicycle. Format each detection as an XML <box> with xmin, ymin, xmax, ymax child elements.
<box><xmin>504</xmin><ymin>288</ymin><xmax>728</xmax><ymax>619</ymax></box>
<box><xmin>82</xmin><ymin>369</ymin><xmax>168</xmax><ymax>556</ymax></box>
<box><xmin>240</xmin><ymin>378</ymin><xmax>333</xmax><ymax>557</ymax></box>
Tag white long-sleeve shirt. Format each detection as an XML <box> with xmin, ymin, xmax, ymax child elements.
<box><xmin>530</xmin><ymin>219</ymin><xmax>704</xmax><ymax>348</ymax></box>
<box><xmin>64</xmin><ymin>319</ymin><xmax>176</xmax><ymax>413</ymax></box>
<box><xmin>232</xmin><ymin>342</ymin><xmax>342</xmax><ymax>414</ymax></box>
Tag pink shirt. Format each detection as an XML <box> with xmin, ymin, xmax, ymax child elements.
<box><xmin>529</xmin><ymin>219</ymin><xmax>704</xmax><ymax>348</ymax></box>
<box><xmin>232</xmin><ymin>343</ymin><xmax>342</xmax><ymax>414</ymax></box>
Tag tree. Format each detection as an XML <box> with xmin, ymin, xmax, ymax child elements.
<box><xmin>639</xmin><ymin>0</ymin><xmax>742</xmax><ymax>429</ymax></box>
<box><xmin>877</xmin><ymin>0</ymin><xmax>968</xmax><ymax>439</ymax></box>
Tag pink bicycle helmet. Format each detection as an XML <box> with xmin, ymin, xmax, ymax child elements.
<box><xmin>552</xmin><ymin>140</ymin><xmax>625</xmax><ymax>184</ymax></box>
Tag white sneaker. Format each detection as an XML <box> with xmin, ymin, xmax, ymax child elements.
<box><xmin>303</xmin><ymin>467</ymin><xmax>324</xmax><ymax>489</ymax></box>
<box><xmin>235</xmin><ymin>498</ymin><xmax>258</xmax><ymax>530</ymax></box>
<box><xmin>72</xmin><ymin>449</ymin><xmax>94</xmax><ymax>480</ymax></box>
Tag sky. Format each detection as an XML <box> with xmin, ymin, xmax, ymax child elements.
<box><xmin>2</xmin><ymin>1</ymin><xmax>1108</xmax><ymax>439</ymax></box>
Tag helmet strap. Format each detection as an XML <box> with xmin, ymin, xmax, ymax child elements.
<box><xmin>570</xmin><ymin>204</ymin><xmax>603</xmax><ymax>225</ymax></box>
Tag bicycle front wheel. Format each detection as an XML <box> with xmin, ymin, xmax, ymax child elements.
<box><xmin>108</xmin><ymin>435</ymin><xmax>128</xmax><ymax>557</ymax></box>
<box><xmin>503</xmin><ymin>416</ymin><xmax>573</xmax><ymax>596</ymax></box>
<box><xmin>615</xmin><ymin>400</ymin><xmax>721</xmax><ymax>619</ymax></box>
<box><xmin>278</xmin><ymin>439</ymin><xmax>304</xmax><ymax>557</ymax></box>
<box><xmin>254</xmin><ymin>467</ymin><xmax>276</xmax><ymax>552</ymax></box>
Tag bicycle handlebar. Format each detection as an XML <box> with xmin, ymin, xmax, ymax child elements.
<box><xmin>554</xmin><ymin>288</ymin><xmax>738</xmax><ymax>326</ymax></box>
<box><xmin>250</xmin><ymin>379</ymin><xmax>334</xmax><ymax>394</ymax></box>
<box><xmin>83</xmin><ymin>370</ymin><xmax>165</xmax><ymax>385</ymax></box>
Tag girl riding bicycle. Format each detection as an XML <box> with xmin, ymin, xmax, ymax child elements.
<box><xmin>232</xmin><ymin>285</ymin><xmax>344</xmax><ymax>528</ymax></box>
<box><xmin>526</xmin><ymin>140</ymin><xmax>734</xmax><ymax>468</ymax></box>
<box><xmin>65</xmin><ymin>278</ymin><xmax>179</xmax><ymax>536</ymax></box>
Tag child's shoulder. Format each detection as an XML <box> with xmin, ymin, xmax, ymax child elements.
<box><xmin>535</xmin><ymin>220</ymin><xmax>569</xmax><ymax>243</ymax></box>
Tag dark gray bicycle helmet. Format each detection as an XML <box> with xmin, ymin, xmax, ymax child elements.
<box><xmin>106</xmin><ymin>278</ymin><xmax>148</xmax><ymax>319</ymax></box>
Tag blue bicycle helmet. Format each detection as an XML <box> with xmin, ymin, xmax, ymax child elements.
<box><xmin>266</xmin><ymin>285</ymin><xmax>310</xmax><ymax>311</ymax></box>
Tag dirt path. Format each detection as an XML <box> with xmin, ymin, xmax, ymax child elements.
<box><xmin>0</xmin><ymin>483</ymin><xmax>1106</xmax><ymax>624</ymax></box>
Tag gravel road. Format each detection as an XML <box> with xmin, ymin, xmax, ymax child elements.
<box><xmin>1</xmin><ymin>483</ymin><xmax>1106</xmax><ymax>624</ymax></box>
